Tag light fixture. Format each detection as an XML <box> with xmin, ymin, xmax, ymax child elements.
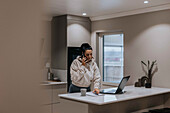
<box><xmin>82</xmin><ymin>13</ymin><xmax>87</xmax><ymax>16</ymax></box>
<box><xmin>144</xmin><ymin>1</ymin><xmax>149</xmax><ymax>4</ymax></box>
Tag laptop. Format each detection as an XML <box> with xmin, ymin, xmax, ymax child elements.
<box><xmin>100</xmin><ymin>76</ymin><xmax>130</xmax><ymax>94</ymax></box>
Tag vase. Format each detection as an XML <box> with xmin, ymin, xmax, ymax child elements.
<box><xmin>145</xmin><ymin>82</ymin><xmax>151</xmax><ymax>88</ymax></box>
<box><xmin>145</xmin><ymin>77</ymin><xmax>152</xmax><ymax>88</ymax></box>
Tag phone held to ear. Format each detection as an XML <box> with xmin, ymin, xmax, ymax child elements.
<box><xmin>82</xmin><ymin>53</ymin><xmax>85</xmax><ymax>58</ymax></box>
<box><xmin>81</xmin><ymin>53</ymin><xmax>88</xmax><ymax>63</ymax></box>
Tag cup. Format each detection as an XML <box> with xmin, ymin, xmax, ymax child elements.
<box><xmin>80</xmin><ymin>88</ymin><xmax>87</xmax><ymax>96</ymax></box>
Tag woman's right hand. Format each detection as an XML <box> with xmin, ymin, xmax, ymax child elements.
<box><xmin>82</xmin><ymin>57</ymin><xmax>86</xmax><ymax>66</ymax></box>
<box><xmin>93</xmin><ymin>88</ymin><xmax>100</xmax><ymax>95</ymax></box>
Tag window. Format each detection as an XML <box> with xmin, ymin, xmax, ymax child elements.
<box><xmin>102</xmin><ymin>33</ymin><xmax>124</xmax><ymax>83</ymax></box>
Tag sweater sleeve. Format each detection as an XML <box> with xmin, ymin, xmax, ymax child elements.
<box><xmin>70</xmin><ymin>60</ymin><xmax>86</xmax><ymax>82</ymax></box>
<box><xmin>93</xmin><ymin>62</ymin><xmax>101</xmax><ymax>89</ymax></box>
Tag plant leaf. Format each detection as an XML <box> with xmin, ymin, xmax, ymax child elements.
<box><xmin>148</xmin><ymin>60</ymin><xmax>150</xmax><ymax>77</ymax></box>
<box><xmin>149</xmin><ymin>60</ymin><xmax>157</xmax><ymax>78</ymax></box>
<box><xmin>148</xmin><ymin>60</ymin><xmax>150</xmax><ymax>70</ymax></box>
<box><xmin>141</xmin><ymin>61</ymin><xmax>147</xmax><ymax>66</ymax></box>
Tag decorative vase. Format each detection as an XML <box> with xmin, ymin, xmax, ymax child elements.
<box><xmin>145</xmin><ymin>82</ymin><xmax>151</xmax><ymax>88</ymax></box>
<box><xmin>145</xmin><ymin>76</ymin><xmax>152</xmax><ymax>88</ymax></box>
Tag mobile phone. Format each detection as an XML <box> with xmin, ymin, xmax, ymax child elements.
<box><xmin>82</xmin><ymin>53</ymin><xmax>87</xmax><ymax>61</ymax></box>
<box><xmin>82</xmin><ymin>53</ymin><xmax>86</xmax><ymax>58</ymax></box>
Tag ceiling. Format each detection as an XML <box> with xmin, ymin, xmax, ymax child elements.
<box><xmin>44</xmin><ymin>0</ymin><xmax>170</xmax><ymax>21</ymax></box>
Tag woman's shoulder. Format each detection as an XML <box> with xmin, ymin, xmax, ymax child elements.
<box><xmin>91</xmin><ymin>59</ymin><xmax>97</xmax><ymax>66</ymax></box>
<box><xmin>72</xmin><ymin>56</ymin><xmax>82</xmax><ymax>65</ymax></box>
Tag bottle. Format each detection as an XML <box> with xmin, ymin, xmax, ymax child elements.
<box><xmin>51</xmin><ymin>73</ymin><xmax>54</xmax><ymax>81</ymax></box>
<box><xmin>47</xmin><ymin>68</ymin><xmax>51</xmax><ymax>80</ymax></box>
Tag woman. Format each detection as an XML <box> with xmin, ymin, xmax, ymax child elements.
<box><xmin>69</xmin><ymin>43</ymin><xmax>101</xmax><ymax>94</ymax></box>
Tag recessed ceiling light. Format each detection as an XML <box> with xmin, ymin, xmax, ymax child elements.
<box><xmin>144</xmin><ymin>1</ymin><xmax>149</xmax><ymax>4</ymax></box>
<box><xmin>82</xmin><ymin>13</ymin><xmax>87</xmax><ymax>16</ymax></box>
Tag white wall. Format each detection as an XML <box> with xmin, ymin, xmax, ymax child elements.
<box><xmin>92</xmin><ymin>9</ymin><xmax>170</xmax><ymax>88</ymax></box>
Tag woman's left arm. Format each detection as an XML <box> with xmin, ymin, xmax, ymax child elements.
<box><xmin>93</xmin><ymin>62</ymin><xmax>101</xmax><ymax>90</ymax></box>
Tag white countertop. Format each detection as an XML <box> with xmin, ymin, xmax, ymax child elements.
<box><xmin>59</xmin><ymin>85</ymin><xmax>170</xmax><ymax>105</ymax></box>
<box><xmin>42</xmin><ymin>81</ymin><xmax>67</xmax><ymax>85</ymax></box>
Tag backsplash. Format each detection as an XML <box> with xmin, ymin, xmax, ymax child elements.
<box><xmin>51</xmin><ymin>69</ymin><xmax>67</xmax><ymax>82</ymax></box>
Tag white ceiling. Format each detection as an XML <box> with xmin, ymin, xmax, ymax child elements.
<box><xmin>45</xmin><ymin>0</ymin><xmax>170</xmax><ymax>21</ymax></box>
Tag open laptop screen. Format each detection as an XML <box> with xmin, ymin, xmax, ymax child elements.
<box><xmin>116</xmin><ymin>76</ymin><xmax>130</xmax><ymax>94</ymax></box>
<box><xmin>100</xmin><ymin>76</ymin><xmax>130</xmax><ymax>94</ymax></box>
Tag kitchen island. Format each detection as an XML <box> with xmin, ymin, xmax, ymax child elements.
<box><xmin>58</xmin><ymin>86</ymin><xmax>170</xmax><ymax>113</ymax></box>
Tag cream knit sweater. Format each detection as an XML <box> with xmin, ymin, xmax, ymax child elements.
<box><xmin>70</xmin><ymin>56</ymin><xmax>101</xmax><ymax>89</ymax></box>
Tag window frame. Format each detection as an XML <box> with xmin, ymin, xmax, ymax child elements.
<box><xmin>98</xmin><ymin>32</ymin><xmax>124</xmax><ymax>86</ymax></box>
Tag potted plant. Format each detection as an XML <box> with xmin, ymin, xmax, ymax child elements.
<box><xmin>141</xmin><ymin>60</ymin><xmax>158</xmax><ymax>88</ymax></box>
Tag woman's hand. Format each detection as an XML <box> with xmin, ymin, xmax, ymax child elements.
<box><xmin>93</xmin><ymin>88</ymin><xmax>100</xmax><ymax>95</ymax></box>
<box><xmin>82</xmin><ymin>57</ymin><xmax>87</xmax><ymax>66</ymax></box>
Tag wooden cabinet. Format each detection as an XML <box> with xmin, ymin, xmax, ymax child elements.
<box><xmin>41</xmin><ymin>84</ymin><xmax>67</xmax><ymax>113</ymax></box>
<box><xmin>52</xmin><ymin>85</ymin><xmax>67</xmax><ymax>104</ymax></box>
<box><xmin>41</xmin><ymin>105</ymin><xmax>52</xmax><ymax>113</ymax></box>
<box><xmin>41</xmin><ymin>85</ymin><xmax>52</xmax><ymax>105</ymax></box>
<box><xmin>52</xmin><ymin>98</ymin><xmax>88</xmax><ymax>113</ymax></box>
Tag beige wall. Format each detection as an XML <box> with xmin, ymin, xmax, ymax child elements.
<box><xmin>41</xmin><ymin>20</ymin><xmax>52</xmax><ymax>81</ymax></box>
<box><xmin>92</xmin><ymin>9</ymin><xmax>170</xmax><ymax>88</ymax></box>
<box><xmin>0</xmin><ymin>0</ymin><xmax>46</xmax><ymax>113</ymax></box>
<box><xmin>67</xmin><ymin>15</ymin><xmax>91</xmax><ymax>47</ymax></box>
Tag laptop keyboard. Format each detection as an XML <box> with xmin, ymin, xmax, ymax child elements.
<box><xmin>107</xmin><ymin>89</ymin><xmax>116</xmax><ymax>93</ymax></box>
<box><xmin>102</xmin><ymin>89</ymin><xmax>116</xmax><ymax>93</ymax></box>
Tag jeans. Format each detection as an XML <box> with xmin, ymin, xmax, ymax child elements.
<box><xmin>69</xmin><ymin>84</ymin><xmax>91</xmax><ymax>93</ymax></box>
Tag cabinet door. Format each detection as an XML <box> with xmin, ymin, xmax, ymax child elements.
<box><xmin>53</xmin><ymin>99</ymin><xmax>88</xmax><ymax>113</ymax></box>
<box><xmin>52</xmin><ymin>84</ymin><xmax>67</xmax><ymax>103</ymax></box>
<box><xmin>41</xmin><ymin>104</ymin><xmax>52</xmax><ymax>113</ymax></box>
<box><xmin>67</xmin><ymin>19</ymin><xmax>91</xmax><ymax>47</ymax></box>
<box><xmin>41</xmin><ymin>85</ymin><xmax>52</xmax><ymax>105</ymax></box>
